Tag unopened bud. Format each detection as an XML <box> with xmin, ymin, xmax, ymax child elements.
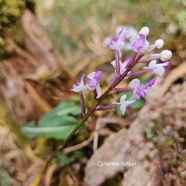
<box><xmin>139</xmin><ymin>26</ymin><xmax>149</xmax><ymax>36</ymax></box>
<box><xmin>155</xmin><ymin>39</ymin><xmax>164</xmax><ymax>49</ymax></box>
<box><xmin>160</xmin><ymin>50</ymin><xmax>172</xmax><ymax>61</ymax></box>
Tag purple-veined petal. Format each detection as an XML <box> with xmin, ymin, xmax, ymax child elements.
<box><xmin>145</xmin><ymin>78</ymin><xmax>155</xmax><ymax>87</ymax></box>
<box><xmin>95</xmin><ymin>71</ymin><xmax>102</xmax><ymax>79</ymax></box>
<box><xmin>87</xmin><ymin>72</ymin><xmax>96</xmax><ymax>79</ymax></box>
<box><xmin>86</xmin><ymin>71</ymin><xmax>102</xmax><ymax>91</ymax></box>
<box><xmin>86</xmin><ymin>78</ymin><xmax>98</xmax><ymax>90</ymax></box>
<box><xmin>162</xmin><ymin>61</ymin><xmax>170</xmax><ymax>67</ymax></box>
<box><xmin>71</xmin><ymin>74</ymin><xmax>86</xmax><ymax>93</ymax></box>
<box><xmin>118</xmin><ymin>28</ymin><xmax>126</xmax><ymax>41</ymax></box>
<box><xmin>139</xmin><ymin>88</ymin><xmax>146</xmax><ymax>98</ymax></box>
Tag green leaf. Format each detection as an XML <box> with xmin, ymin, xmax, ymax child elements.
<box><xmin>22</xmin><ymin>100</ymin><xmax>82</xmax><ymax>139</ymax></box>
<box><xmin>56</xmin><ymin>151</ymin><xmax>83</xmax><ymax>167</ymax></box>
<box><xmin>22</xmin><ymin>123</ymin><xmax>76</xmax><ymax>139</ymax></box>
<box><xmin>130</xmin><ymin>98</ymin><xmax>145</xmax><ymax>109</ymax></box>
<box><xmin>39</xmin><ymin>115</ymin><xmax>77</xmax><ymax>127</ymax></box>
<box><xmin>56</xmin><ymin>101</ymin><xmax>82</xmax><ymax>116</ymax></box>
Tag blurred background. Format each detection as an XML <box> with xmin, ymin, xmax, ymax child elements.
<box><xmin>0</xmin><ymin>0</ymin><xmax>186</xmax><ymax>185</ymax></box>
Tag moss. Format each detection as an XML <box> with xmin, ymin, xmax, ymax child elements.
<box><xmin>0</xmin><ymin>0</ymin><xmax>35</xmax><ymax>59</ymax></box>
<box><xmin>0</xmin><ymin>37</ymin><xmax>9</xmax><ymax>59</ymax></box>
<box><xmin>0</xmin><ymin>99</ymin><xmax>28</xmax><ymax>148</ymax></box>
<box><xmin>6</xmin><ymin>24</ymin><xmax>25</xmax><ymax>47</ymax></box>
<box><xmin>0</xmin><ymin>0</ymin><xmax>25</xmax><ymax>26</ymax></box>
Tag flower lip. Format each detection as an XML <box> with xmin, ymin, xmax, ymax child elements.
<box><xmin>71</xmin><ymin>74</ymin><xmax>87</xmax><ymax>96</ymax></box>
<box><xmin>87</xmin><ymin>79</ymin><xmax>98</xmax><ymax>90</ymax></box>
<box><xmin>143</xmin><ymin>60</ymin><xmax>169</xmax><ymax>77</ymax></box>
<box><xmin>108</xmin><ymin>29</ymin><xmax>125</xmax><ymax>51</ymax></box>
<box><xmin>113</xmin><ymin>94</ymin><xmax>137</xmax><ymax>115</ymax></box>
<box><xmin>131</xmin><ymin>34</ymin><xmax>149</xmax><ymax>53</ymax></box>
<box><xmin>86</xmin><ymin>71</ymin><xmax>102</xmax><ymax>90</ymax></box>
<box><xmin>128</xmin><ymin>78</ymin><xmax>155</xmax><ymax>99</ymax></box>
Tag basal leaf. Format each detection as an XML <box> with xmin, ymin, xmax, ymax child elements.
<box><xmin>22</xmin><ymin>124</ymin><xmax>76</xmax><ymax>139</ymax></box>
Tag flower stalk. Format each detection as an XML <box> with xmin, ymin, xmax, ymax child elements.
<box><xmin>43</xmin><ymin>25</ymin><xmax>172</xmax><ymax>174</ymax></box>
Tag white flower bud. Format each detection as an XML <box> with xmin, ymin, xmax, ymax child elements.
<box><xmin>160</xmin><ymin>50</ymin><xmax>172</xmax><ymax>61</ymax></box>
<box><xmin>139</xmin><ymin>26</ymin><xmax>149</xmax><ymax>36</ymax></box>
<box><xmin>155</xmin><ymin>39</ymin><xmax>164</xmax><ymax>49</ymax></box>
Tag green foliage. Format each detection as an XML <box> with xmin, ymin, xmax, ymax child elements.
<box><xmin>0</xmin><ymin>0</ymin><xmax>24</xmax><ymax>26</ymax></box>
<box><xmin>0</xmin><ymin>166</ymin><xmax>18</xmax><ymax>186</ymax></box>
<box><xmin>22</xmin><ymin>100</ymin><xmax>82</xmax><ymax>140</ymax></box>
<box><xmin>56</xmin><ymin>151</ymin><xmax>83</xmax><ymax>167</ymax></box>
<box><xmin>130</xmin><ymin>98</ymin><xmax>145</xmax><ymax>110</ymax></box>
<box><xmin>0</xmin><ymin>0</ymin><xmax>26</xmax><ymax>59</ymax></box>
<box><xmin>177</xmin><ymin>10</ymin><xmax>186</xmax><ymax>32</ymax></box>
<box><xmin>37</xmin><ymin>0</ymin><xmax>184</xmax><ymax>59</ymax></box>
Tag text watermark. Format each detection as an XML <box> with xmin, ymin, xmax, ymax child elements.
<box><xmin>97</xmin><ymin>161</ymin><xmax>136</xmax><ymax>167</ymax></box>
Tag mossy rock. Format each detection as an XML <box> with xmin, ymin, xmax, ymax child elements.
<box><xmin>0</xmin><ymin>0</ymin><xmax>35</xmax><ymax>59</ymax></box>
<box><xmin>0</xmin><ymin>0</ymin><xmax>25</xmax><ymax>26</ymax></box>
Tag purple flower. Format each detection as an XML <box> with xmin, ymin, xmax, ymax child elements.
<box><xmin>71</xmin><ymin>74</ymin><xmax>87</xmax><ymax>97</ymax></box>
<box><xmin>143</xmin><ymin>60</ymin><xmax>170</xmax><ymax>77</ymax></box>
<box><xmin>130</xmin><ymin>34</ymin><xmax>149</xmax><ymax>53</ymax></box>
<box><xmin>128</xmin><ymin>78</ymin><xmax>155</xmax><ymax>99</ymax></box>
<box><xmin>109</xmin><ymin>29</ymin><xmax>125</xmax><ymax>57</ymax></box>
<box><xmin>113</xmin><ymin>95</ymin><xmax>137</xmax><ymax>115</ymax></box>
<box><xmin>86</xmin><ymin>71</ymin><xmax>102</xmax><ymax>98</ymax></box>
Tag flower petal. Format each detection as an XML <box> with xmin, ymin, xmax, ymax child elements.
<box><xmin>145</xmin><ymin>78</ymin><xmax>155</xmax><ymax>87</ymax></box>
<box><xmin>120</xmin><ymin>104</ymin><xmax>127</xmax><ymax>115</ymax></box>
<box><xmin>153</xmin><ymin>66</ymin><xmax>165</xmax><ymax>77</ymax></box>
<box><xmin>120</xmin><ymin>95</ymin><xmax>127</xmax><ymax>103</ymax></box>
<box><xmin>111</xmin><ymin>60</ymin><xmax>116</xmax><ymax>67</ymax></box>
<box><xmin>95</xmin><ymin>71</ymin><xmax>102</xmax><ymax>78</ymax></box>
<box><xmin>128</xmin><ymin>79</ymin><xmax>140</xmax><ymax>89</ymax></box>
<box><xmin>149</xmin><ymin>60</ymin><xmax>157</xmax><ymax>68</ymax></box>
<box><xmin>87</xmin><ymin>72</ymin><xmax>96</xmax><ymax>79</ymax></box>
<box><xmin>96</xmin><ymin>84</ymin><xmax>102</xmax><ymax>98</ymax></box>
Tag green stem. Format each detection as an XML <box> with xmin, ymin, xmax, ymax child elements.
<box><xmin>43</xmin><ymin>100</ymin><xmax>100</xmax><ymax>173</ymax></box>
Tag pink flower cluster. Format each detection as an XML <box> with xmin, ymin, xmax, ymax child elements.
<box><xmin>72</xmin><ymin>26</ymin><xmax>172</xmax><ymax>115</ymax></box>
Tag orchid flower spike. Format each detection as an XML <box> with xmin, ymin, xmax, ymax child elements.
<box><xmin>113</xmin><ymin>95</ymin><xmax>136</xmax><ymax>115</ymax></box>
<box><xmin>86</xmin><ymin>71</ymin><xmax>102</xmax><ymax>98</ymax></box>
<box><xmin>128</xmin><ymin>78</ymin><xmax>155</xmax><ymax>99</ymax></box>
<box><xmin>71</xmin><ymin>74</ymin><xmax>87</xmax><ymax>97</ymax></box>
<box><xmin>144</xmin><ymin>60</ymin><xmax>169</xmax><ymax>77</ymax></box>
